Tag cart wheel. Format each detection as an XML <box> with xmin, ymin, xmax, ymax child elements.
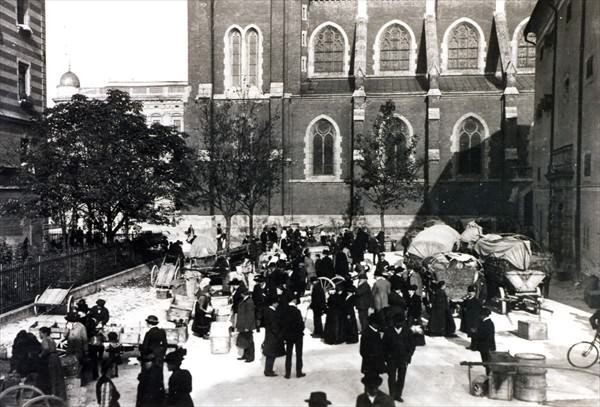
<box><xmin>151</xmin><ymin>265</ymin><xmax>158</xmax><ymax>287</ymax></box>
<box><xmin>23</xmin><ymin>395</ymin><xmax>66</xmax><ymax>407</ymax></box>
<box><xmin>498</xmin><ymin>287</ymin><xmax>508</xmax><ymax>315</ymax></box>
<box><xmin>471</xmin><ymin>375</ymin><xmax>488</xmax><ymax>397</ymax></box>
<box><xmin>331</xmin><ymin>276</ymin><xmax>345</xmax><ymax>285</ymax></box>
<box><xmin>66</xmin><ymin>295</ymin><xmax>74</xmax><ymax>313</ymax></box>
<box><xmin>191</xmin><ymin>300</ymin><xmax>198</xmax><ymax>319</ymax></box>
<box><xmin>318</xmin><ymin>277</ymin><xmax>336</xmax><ymax>294</ymax></box>
<box><xmin>0</xmin><ymin>384</ymin><xmax>44</xmax><ymax>406</ymax></box>
<box><xmin>33</xmin><ymin>295</ymin><xmax>40</xmax><ymax>316</ymax></box>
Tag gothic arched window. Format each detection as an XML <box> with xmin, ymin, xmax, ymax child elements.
<box><xmin>384</xmin><ymin>117</ymin><xmax>410</xmax><ymax>171</ymax></box>
<box><xmin>312</xmin><ymin>119</ymin><xmax>335</xmax><ymax>175</ymax></box>
<box><xmin>517</xmin><ymin>32</ymin><xmax>536</xmax><ymax>69</ymax></box>
<box><xmin>314</xmin><ymin>26</ymin><xmax>345</xmax><ymax>74</ymax></box>
<box><xmin>246</xmin><ymin>29</ymin><xmax>259</xmax><ymax>87</ymax></box>
<box><xmin>457</xmin><ymin>117</ymin><xmax>484</xmax><ymax>175</ymax></box>
<box><xmin>448</xmin><ymin>23</ymin><xmax>479</xmax><ymax>70</ymax></box>
<box><xmin>380</xmin><ymin>24</ymin><xmax>411</xmax><ymax>72</ymax></box>
<box><xmin>229</xmin><ymin>29</ymin><xmax>242</xmax><ymax>88</ymax></box>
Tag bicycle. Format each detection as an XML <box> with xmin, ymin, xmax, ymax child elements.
<box><xmin>567</xmin><ymin>331</ymin><xmax>600</xmax><ymax>368</ymax></box>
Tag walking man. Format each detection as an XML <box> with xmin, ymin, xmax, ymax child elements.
<box><xmin>235</xmin><ymin>290</ymin><xmax>256</xmax><ymax>362</ymax></box>
<box><xmin>372</xmin><ymin>270</ymin><xmax>391</xmax><ymax>326</ymax></box>
<box><xmin>281</xmin><ymin>295</ymin><xmax>306</xmax><ymax>379</ymax></box>
<box><xmin>355</xmin><ymin>373</ymin><xmax>395</xmax><ymax>407</ymax></box>
<box><xmin>262</xmin><ymin>299</ymin><xmax>285</xmax><ymax>376</ymax></box>
<box><xmin>309</xmin><ymin>277</ymin><xmax>327</xmax><ymax>338</ymax></box>
<box><xmin>382</xmin><ymin>313</ymin><xmax>415</xmax><ymax>402</ymax></box>
<box><xmin>474</xmin><ymin>307</ymin><xmax>496</xmax><ymax>375</ymax></box>
<box><xmin>359</xmin><ymin>314</ymin><xmax>386</xmax><ymax>376</ymax></box>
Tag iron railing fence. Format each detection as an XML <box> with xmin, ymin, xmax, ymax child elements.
<box><xmin>0</xmin><ymin>244</ymin><xmax>153</xmax><ymax>314</ymax></box>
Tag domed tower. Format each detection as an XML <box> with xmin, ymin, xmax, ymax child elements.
<box><xmin>56</xmin><ymin>70</ymin><xmax>80</xmax><ymax>99</ymax></box>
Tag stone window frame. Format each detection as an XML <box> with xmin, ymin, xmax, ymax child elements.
<box><xmin>308</xmin><ymin>22</ymin><xmax>350</xmax><ymax>78</ymax></box>
<box><xmin>303</xmin><ymin>114</ymin><xmax>343</xmax><ymax>182</ymax></box>
<box><xmin>223</xmin><ymin>24</ymin><xmax>264</xmax><ymax>98</ymax></box>
<box><xmin>373</xmin><ymin>20</ymin><xmax>417</xmax><ymax>76</ymax></box>
<box><xmin>441</xmin><ymin>17</ymin><xmax>486</xmax><ymax>75</ymax></box>
<box><xmin>450</xmin><ymin>113</ymin><xmax>490</xmax><ymax>179</ymax></box>
<box><xmin>512</xmin><ymin>18</ymin><xmax>536</xmax><ymax>73</ymax></box>
<box><xmin>16</xmin><ymin>59</ymin><xmax>31</xmax><ymax>100</ymax></box>
<box><xmin>172</xmin><ymin>113</ymin><xmax>183</xmax><ymax>131</ymax></box>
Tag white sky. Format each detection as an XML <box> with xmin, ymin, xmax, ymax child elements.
<box><xmin>46</xmin><ymin>0</ymin><xmax>188</xmax><ymax>104</ymax></box>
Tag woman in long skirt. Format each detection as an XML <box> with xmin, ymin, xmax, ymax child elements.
<box><xmin>37</xmin><ymin>327</ymin><xmax>67</xmax><ymax>400</ymax></box>
<box><xmin>323</xmin><ymin>286</ymin><xmax>346</xmax><ymax>345</ymax></box>
<box><xmin>342</xmin><ymin>282</ymin><xmax>359</xmax><ymax>344</ymax></box>
<box><xmin>191</xmin><ymin>294</ymin><xmax>213</xmax><ymax>338</ymax></box>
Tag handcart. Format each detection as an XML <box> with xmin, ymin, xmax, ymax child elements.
<box><xmin>33</xmin><ymin>283</ymin><xmax>74</xmax><ymax>316</ymax></box>
<box><xmin>151</xmin><ymin>256</ymin><xmax>181</xmax><ymax>289</ymax></box>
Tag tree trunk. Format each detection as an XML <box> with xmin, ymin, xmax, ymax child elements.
<box><xmin>248</xmin><ymin>208</ymin><xmax>254</xmax><ymax>237</ymax></box>
<box><xmin>379</xmin><ymin>209</ymin><xmax>386</xmax><ymax>234</ymax></box>
<box><xmin>225</xmin><ymin>215</ymin><xmax>232</xmax><ymax>254</ymax></box>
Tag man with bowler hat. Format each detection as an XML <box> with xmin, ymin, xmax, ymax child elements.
<box><xmin>382</xmin><ymin>313</ymin><xmax>415</xmax><ymax>402</ymax></box>
<box><xmin>474</xmin><ymin>307</ymin><xmax>496</xmax><ymax>375</ymax></box>
<box><xmin>309</xmin><ymin>277</ymin><xmax>327</xmax><ymax>338</ymax></box>
<box><xmin>281</xmin><ymin>294</ymin><xmax>306</xmax><ymax>379</ymax></box>
<box><xmin>305</xmin><ymin>391</ymin><xmax>331</xmax><ymax>407</ymax></box>
<box><xmin>355</xmin><ymin>373</ymin><xmax>395</xmax><ymax>407</ymax></box>
<box><xmin>141</xmin><ymin>315</ymin><xmax>168</xmax><ymax>369</ymax></box>
<box><xmin>360</xmin><ymin>313</ymin><xmax>386</xmax><ymax>376</ymax></box>
<box><xmin>136</xmin><ymin>352</ymin><xmax>165</xmax><ymax>407</ymax></box>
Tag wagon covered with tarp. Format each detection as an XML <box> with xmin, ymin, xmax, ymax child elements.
<box><xmin>421</xmin><ymin>252</ymin><xmax>484</xmax><ymax>303</ymax></box>
<box><xmin>474</xmin><ymin>234</ymin><xmax>547</xmax><ymax>314</ymax></box>
<box><xmin>404</xmin><ymin>224</ymin><xmax>461</xmax><ymax>268</ymax></box>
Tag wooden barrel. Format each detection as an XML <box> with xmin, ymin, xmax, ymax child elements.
<box><xmin>514</xmin><ymin>353</ymin><xmax>547</xmax><ymax>402</ymax></box>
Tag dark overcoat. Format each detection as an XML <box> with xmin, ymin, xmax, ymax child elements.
<box><xmin>382</xmin><ymin>325</ymin><xmax>415</xmax><ymax>364</ymax></box>
<box><xmin>460</xmin><ymin>297</ymin><xmax>482</xmax><ymax>335</ymax></box>
<box><xmin>141</xmin><ymin>327</ymin><xmax>168</xmax><ymax>364</ymax></box>
<box><xmin>356</xmin><ymin>281</ymin><xmax>374</xmax><ymax>310</ymax></box>
<box><xmin>236</xmin><ymin>296</ymin><xmax>256</xmax><ymax>332</ymax></box>
<box><xmin>474</xmin><ymin>318</ymin><xmax>496</xmax><ymax>353</ymax></box>
<box><xmin>355</xmin><ymin>391</ymin><xmax>395</xmax><ymax>407</ymax></box>
<box><xmin>166</xmin><ymin>369</ymin><xmax>194</xmax><ymax>407</ymax></box>
<box><xmin>360</xmin><ymin>327</ymin><xmax>387</xmax><ymax>374</ymax></box>
<box><xmin>262</xmin><ymin>307</ymin><xmax>285</xmax><ymax>357</ymax></box>
<box><xmin>136</xmin><ymin>365</ymin><xmax>165</xmax><ymax>407</ymax></box>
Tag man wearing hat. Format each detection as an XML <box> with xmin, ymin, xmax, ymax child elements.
<box><xmin>136</xmin><ymin>352</ymin><xmax>165</xmax><ymax>407</ymax></box>
<box><xmin>252</xmin><ymin>274</ymin><xmax>268</xmax><ymax>330</ymax></box>
<box><xmin>406</xmin><ymin>285</ymin><xmax>422</xmax><ymax>325</ymax></box>
<box><xmin>372</xmin><ymin>270</ymin><xmax>391</xmax><ymax>328</ymax></box>
<box><xmin>63</xmin><ymin>311</ymin><xmax>89</xmax><ymax>384</ymax></box>
<box><xmin>308</xmin><ymin>277</ymin><xmax>327</xmax><ymax>338</ymax></box>
<box><xmin>281</xmin><ymin>294</ymin><xmax>306</xmax><ymax>378</ymax></box>
<box><xmin>474</xmin><ymin>307</ymin><xmax>496</xmax><ymax>375</ymax></box>
<box><xmin>355</xmin><ymin>273</ymin><xmax>373</xmax><ymax>333</ymax></box>
<box><xmin>360</xmin><ymin>314</ymin><xmax>386</xmax><ymax>376</ymax></box>
<box><xmin>235</xmin><ymin>290</ymin><xmax>256</xmax><ymax>363</ymax></box>
<box><xmin>305</xmin><ymin>391</ymin><xmax>331</xmax><ymax>407</ymax></box>
<box><xmin>460</xmin><ymin>285</ymin><xmax>482</xmax><ymax>350</ymax></box>
<box><xmin>89</xmin><ymin>299</ymin><xmax>110</xmax><ymax>327</ymax></box>
<box><xmin>141</xmin><ymin>315</ymin><xmax>168</xmax><ymax>369</ymax></box>
<box><xmin>356</xmin><ymin>374</ymin><xmax>395</xmax><ymax>407</ymax></box>
<box><xmin>317</xmin><ymin>250</ymin><xmax>334</xmax><ymax>279</ymax></box>
<box><xmin>382</xmin><ymin>313</ymin><xmax>415</xmax><ymax>402</ymax></box>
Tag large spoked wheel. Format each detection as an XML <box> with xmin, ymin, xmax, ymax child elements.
<box><xmin>318</xmin><ymin>277</ymin><xmax>335</xmax><ymax>294</ymax></box>
<box><xmin>567</xmin><ymin>341</ymin><xmax>599</xmax><ymax>368</ymax></box>
<box><xmin>22</xmin><ymin>395</ymin><xmax>66</xmax><ymax>407</ymax></box>
<box><xmin>65</xmin><ymin>295</ymin><xmax>74</xmax><ymax>314</ymax></box>
<box><xmin>331</xmin><ymin>276</ymin><xmax>345</xmax><ymax>285</ymax></box>
<box><xmin>0</xmin><ymin>385</ymin><xmax>45</xmax><ymax>407</ymax></box>
<box><xmin>33</xmin><ymin>295</ymin><xmax>41</xmax><ymax>315</ymax></box>
<box><xmin>150</xmin><ymin>265</ymin><xmax>159</xmax><ymax>287</ymax></box>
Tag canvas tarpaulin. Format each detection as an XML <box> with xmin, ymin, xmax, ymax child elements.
<box><xmin>473</xmin><ymin>235</ymin><xmax>531</xmax><ymax>270</ymax></box>
<box><xmin>184</xmin><ymin>235</ymin><xmax>217</xmax><ymax>258</ymax></box>
<box><xmin>407</xmin><ymin>224</ymin><xmax>460</xmax><ymax>259</ymax></box>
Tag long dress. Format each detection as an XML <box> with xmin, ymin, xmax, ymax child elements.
<box><xmin>191</xmin><ymin>295</ymin><xmax>213</xmax><ymax>337</ymax></box>
<box><xmin>38</xmin><ymin>337</ymin><xmax>67</xmax><ymax>400</ymax></box>
<box><xmin>428</xmin><ymin>288</ymin><xmax>448</xmax><ymax>336</ymax></box>
<box><xmin>342</xmin><ymin>292</ymin><xmax>359</xmax><ymax>344</ymax></box>
<box><xmin>323</xmin><ymin>293</ymin><xmax>346</xmax><ymax>345</ymax></box>
<box><xmin>166</xmin><ymin>368</ymin><xmax>194</xmax><ymax>407</ymax></box>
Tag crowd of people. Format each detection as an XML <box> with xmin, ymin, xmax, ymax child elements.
<box><xmin>8</xmin><ymin>223</ymin><xmax>502</xmax><ymax>406</ymax></box>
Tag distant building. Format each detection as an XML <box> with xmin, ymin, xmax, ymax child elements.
<box><xmin>54</xmin><ymin>75</ymin><xmax>187</xmax><ymax>131</ymax></box>
<box><xmin>185</xmin><ymin>0</ymin><xmax>537</xmax><ymax>232</ymax></box>
<box><xmin>0</xmin><ymin>0</ymin><xmax>46</xmax><ymax>246</ymax></box>
<box><xmin>526</xmin><ymin>0</ymin><xmax>600</xmax><ymax>278</ymax></box>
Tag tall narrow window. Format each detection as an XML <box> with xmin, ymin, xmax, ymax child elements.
<box><xmin>230</xmin><ymin>30</ymin><xmax>242</xmax><ymax>88</ymax></box>
<box><xmin>380</xmin><ymin>24</ymin><xmax>411</xmax><ymax>72</ymax></box>
<box><xmin>246</xmin><ymin>30</ymin><xmax>258</xmax><ymax>87</ymax></box>
<box><xmin>314</xmin><ymin>26</ymin><xmax>345</xmax><ymax>74</ymax></box>
<box><xmin>448</xmin><ymin>23</ymin><xmax>479</xmax><ymax>70</ymax></box>
<box><xmin>457</xmin><ymin>117</ymin><xmax>484</xmax><ymax>176</ymax></box>
<box><xmin>517</xmin><ymin>32</ymin><xmax>536</xmax><ymax>69</ymax></box>
<box><xmin>17</xmin><ymin>0</ymin><xmax>29</xmax><ymax>25</ymax></box>
<box><xmin>17</xmin><ymin>61</ymin><xmax>30</xmax><ymax>100</ymax></box>
<box><xmin>385</xmin><ymin>117</ymin><xmax>409</xmax><ymax>171</ymax></box>
<box><xmin>312</xmin><ymin>119</ymin><xmax>335</xmax><ymax>175</ymax></box>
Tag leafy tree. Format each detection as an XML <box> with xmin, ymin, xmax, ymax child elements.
<box><xmin>189</xmin><ymin>99</ymin><xmax>281</xmax><ymax>251</ymax></box>
<box><xmin>12</xmin><ymin>90</ymin><xmax>194</xmax><ymax>244</ymax></box>
<box><xmin>353</xmin><ymin>100</ymin><xmax>423</xmax><ymax>232</ymax></box>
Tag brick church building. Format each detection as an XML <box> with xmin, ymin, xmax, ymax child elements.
<box><xmin>184</xmin><ymin>0</ymin><xmax>537</xmax><ymax>232</ymax></box>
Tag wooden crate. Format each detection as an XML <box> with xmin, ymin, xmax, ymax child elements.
<box><xmin>489</xmin><ymin>373</ymin><xmax>514</xmax><ymax>401</ymax></box>
<box><xmin>517</xmin><ymin>320</ymin><xmax>548</xmax><ymax>340</ymax></box>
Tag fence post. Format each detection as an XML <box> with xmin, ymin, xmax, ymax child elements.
<box><xmin>38</xmin><ymin>256</ymin><xmax>41</xmax><ymax>292</ymax></box>
<box><xmin>0</xmin><ymin>264</ymin><xmax>3</xmax><ymax>313</ymax></box>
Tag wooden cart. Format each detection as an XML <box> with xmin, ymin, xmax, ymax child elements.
<box><xmin>151</xmin><ymin>257</ymin><xmax>181</xmax><ymax>289</ymax></box>
<box><xmin>33</xmin><ymin>283</ymin><xmax>74</xmax><ymax>315</ymax></box>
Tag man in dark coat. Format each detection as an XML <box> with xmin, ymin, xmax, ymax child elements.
<box><xmin>235</xmin><ymin>291</ymin><xmax>256</xmax><ymax>362</ymax></box>
<box><xmin>355</xmin><ymin>373</ymin><xmax>395</xmax><ymax>407</ymax></box>
<box><xmin>141</xmin><ymin>315</ymin><xmax>168</xmax><ymax>369</ymax></box>
<box><xmin>360</xmin><ymin>314</ymin><xmax>386</xmax><ymax>375</ymax></box>
<box><xmin>406</xmin><ymin>285</ymin><xmax>422</xmax><ymax>325</ymax></box>
<box><xmin>309</xmin><ymin>277</ymin><xmax>327</xmax><ymax>338</ymax></box>
<box><xmin>281</xmin><ymin>296</ymin><xmax>306</xmax><ymax>379</ymax></box>
<box><xmin>89</xmin><ymin>299</ymin><xmax>110</xmax><ymax>326</ymax></box>
<box><xmin>136</xmin><ymin>352</ymin><xmax>165</xmax><ymax>407</ymax></box>
<box><xmin>252</xmin><ymin>275</ymin><xmax>268</xmax><ymax>329</ymax></box>
<box><xmin>355</xmin><ymin>274</ymin><xmax>373</xmax><ymax>333</ymax></box>
<box><xmin>474</xmin><ymin>307</ymin><xmax>496</xmax><ymax>375</ymax></box>
<box><xmin>318</xmin><ymin>250</ymin><xmax>335</xmax><ymax>279</ymax></box>
<box><xmin>460</xmin><ymin>285</ymin><xmax>482</xmax><ymax>350</ymax></box>
<box><xmin>262</xmin><ymin>299</ymin><xmax>285</xmax><ymax>376</ymax></box>
<box><xmin>382</xmin><ymin>313</ymin><xmax>415</xmax><ymax>402</ymax></box>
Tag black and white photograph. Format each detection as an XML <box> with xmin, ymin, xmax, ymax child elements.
<box><xmin>0</xmin><ymin>0</ymin><xmax>599</xmax><ymax>406</ymax></box>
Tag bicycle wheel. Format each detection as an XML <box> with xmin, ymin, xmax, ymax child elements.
<box><xmin>567</xmin><ymin>341</ymin><xmax>599</xmax><ymax>368</ymax></box>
